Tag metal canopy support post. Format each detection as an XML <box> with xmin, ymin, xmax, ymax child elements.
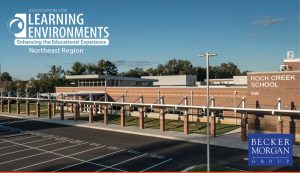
<box><xmin>7</xmin><ymin>92</ymin><xmax>11</xmax><ymax>113</ymax></box>
<box><xmin>36</xmin><ymin>93</ymin><xmax>40</xmax><ymax>118</ymax></box>
<box><xmin>36</xmin><ymin>102</ymin><xmax>40</xmax><ymax>118</ymax></box>
<box><xmin>234</xmin><ymin>91</ymin><xmax>237</xmax><ymax>125</ymax></box>
<box><xmin>241</xmin><ymin>97</ymin><xmax>247</xmax><ymax>141</ymax></box>
<box><xmin>60</xmin><ymin>94</ymin><xmax>64</xmax><ymax>120</ymax></box>
<box><xmin>88</xmin><ymin>94</ymin><xmax>93</xmax><ymax>124</ymax></box>
<box><xmin>52</xmin><ymin>101</ymin><xmax>56</xmax><ymax>116</ymax></box>
<box><xmin>139</xmin><ymin>95</ymin><xmax>144</xmax><ymax>130</ymax></box>
<box><xmin>48</xmin><ymin>94</ymin><xmax>52</xmax><ymax>119</ymax></box>
<box><xmin>103</xmin><ymin>105</ymin><xmax>108</xmax><ymax>125</ymax></box>
<box><xmin>120</xmin><ymin>106</ymin><xmax>125</xmax><ymax>127</ymax></box>
<box><xmin>159</xmin><ymin>96</ymin><xmax>165</xmax><ymax>132</ymax></box>
<box><xmin>89</xmin><ymin>104</ymin><xmax>94</xmax><ymax>125</ymax></box>
<box><xmin>71</xmin><ymin>94</ymin><xmax>75</xmax><ymax>113</ymax></box>
<box><xmin>184</xmin><ymin>96</ymin><xmax>189</xmax><ymax>135</ymax></box>
<box><xmin>0</xmin><ymin>91</ymin><xmax>3</xmax><ymax>112</ymax></box>
<box><xmin>276</xmin><ymin>98</ymin><xmax>283</xmax><ymax>134</ymax></box>
<box><xmin>26</xmin><ymin>92</ymin><xmax>30</xmax><ymax>116</ymax></box>
<box><xmin>16</xmin><ymin>92</ymin><xmax>20</xmax><ymax>114</ymax></box>
<box><xmin>74</xmin><ymin>103</ymin><xmax>79</xmax><ymax>121</ymax></box>
<box><xmin>210</xmin><ymin>96</ymin><xmax>216</xmax><ymax>137</ymax></box>
<box><xmin>160</xmin><ymin>109</ymin><xmax>165</xmax><ymax>132</ymax></box>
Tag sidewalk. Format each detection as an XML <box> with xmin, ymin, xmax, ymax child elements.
<box><xmin>1</xmin><ymin>113</ymin><xmax>299</xmax><ymax>157</ymax></box>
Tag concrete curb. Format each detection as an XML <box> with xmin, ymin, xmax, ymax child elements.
<box><xmin>0</xmin><ymin>114</ymin><xmax>197</xmax><ymax>143</ymax></box>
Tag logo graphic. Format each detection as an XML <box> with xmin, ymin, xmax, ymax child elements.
<box><xmin>7</xmin><ymin>14</ymin><xmax>27</xmax><ymax>38</ymax></box>
<box><xmin>248</xmin><ymin>134</ymin><xmax>293</xmax><ymax>166</ymax></box>
<box><xmin>7</xmin><ymin>12</ymin><xmax>109</xmax><ymax>46</ymax></box>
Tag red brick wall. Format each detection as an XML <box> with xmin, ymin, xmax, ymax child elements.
<box><xmin>56</xmin><ymin>86</ymin><xmax>247</xmax><ymax>107</ymax></box>
<box><xmin>247</xmin><ymin>71</ymin><xmax>300</xmax><ymax>136</ymax></box>
<box><xmin>284</xmin><ymin>61</ymin><xmax>300</xmax><ymax>71</ymax></box>
<box><xmin>247</xmin><ymin>71</ymin><xmax>300</xmax><ymax>109</ymax></box>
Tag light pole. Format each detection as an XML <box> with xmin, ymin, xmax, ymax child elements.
<box><xmin>198</xmin><ymin>52</ymin><xmax>218</xmax><ymax>172</ymax></box>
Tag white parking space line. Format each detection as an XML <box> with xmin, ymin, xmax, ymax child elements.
<box><xmin>0</xmin><ymin>135</ymin><xmax>33</xmax><ymax>144</ymax></box>
<box><xmin>0</xmin><ymin>137</ymin><xmax>79</xmax><ymax>158</ymax></box>
<box><xmin>0</xmin><ymin>147</ymin><xmax>32</xmax><ymax>157</ymax></box>
<box><xmin>0</xmin><ymin>142</ymin><xmax>86</xmax><ymax>165</ymax></box>
<box><xmin>96</xmin><ymin>153</ymin><xmax>148</xmax><ymax>171</ymax></box>
<box><xmin>52</xmin><ymin>149</ymin><xmax>126</xmax><ymax>172</ymax></box>
<box><xmin>9</xmin><ymin>135</ymin><xmax>37</xmax><ymax>141</ymax></box>
<box><xmin>13</xmin><ymin>145</ymin><xmax>106</xmax><ymax>171</ymax></box>
<box><xmin>4</xmin><ymin>137</ymin><xmax>126</xmax><ymax>172</ymax></box>
<box><xmin>139</xmin><ymin>158</ymin><xmax>173</xmax><ymax>172</ymax></box>
<box><xmin>0</xmin><ymin>144</ymin><xmax>19</xmax><ymax>150</ymax></box>
<box><xmin>21</xmin><ymin>137</ymin><xmax>50</xmax><ymax>144</ymax></box>
<box><xmin>36</xmin><ymin>140</ymin><xmax>70</xmax><ymax>148</ymax></box>
<box><xmin>1</xmin><ymin>133</ymin><xmax>30</xmax><ymax>139</ymax></box>
<box><xmin>0</xmin><ymin>138</ymin><xmax>61</xmax><ymax>150</ymax></box>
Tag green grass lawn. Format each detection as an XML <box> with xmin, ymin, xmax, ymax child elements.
<box><xmin>188</xmin><ymin>165</ymin><xmax>240</xmax><ymax>172</ymax></box>
<box><xmin>70</xmin><ymin>113</ymin><xmax>239</xmax><ymax>135</ymax></box>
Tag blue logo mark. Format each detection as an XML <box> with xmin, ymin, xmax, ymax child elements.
<box><xmin>248</xmin><ymin>134</ymin><xmax>293</xmax><ymax>166</ymax></box>
<box><xmin>8</xmin><ymin>17</ymin><xmax>25</xmax><ymax>34</ymax></box>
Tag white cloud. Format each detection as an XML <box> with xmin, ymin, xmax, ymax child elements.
<box><xmin>251</xmin><ymin>16</ymin><xmax>283</xmax><ymax>26</ymax></box>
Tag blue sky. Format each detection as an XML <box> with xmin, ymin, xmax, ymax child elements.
<box><xmin>0</xmin><ymin>0</ymin><xmax>299</xmax><ymax>80</ymax></box>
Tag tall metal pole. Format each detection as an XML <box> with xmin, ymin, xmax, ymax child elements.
<box><xmin>199</xmin><ymin>52</ymin><xmax>217</xmax><ymax>172</ymax></box>
<box><xmin>206</xmin><ymin>54</ymin><xmax>210</xmax><ymax>172</ymax></box>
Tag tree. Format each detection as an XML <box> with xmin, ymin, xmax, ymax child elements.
<box><xmin>122</xmin><ymin>58</ymin><xmax>246</xmax><ymax>81</ymax></box>
<box><xmin>26</xmin><ymin>78</ymin><xmax>37</xmax><ymax>96</ymax></box>
<box><xmin>86</xmin><ymin>63</ymin><xmax>97</xmax><ymax>74</ymax></box>
<box><xmin>1</xmin><ymin>72</ymin><xmax>12</xmax><ymax>81</ymax></box>
<box><xmin>241</xmin><ymin>70</ymin><xmax>251</xmax><ymax>75</ymax></box>
<box><xmin>210</xmin><ymin>62</ymin><xmax>241</xmax><ymax>79</ymax></box>
<box><xmin>97</xmin><ymin>59</ymin><xmax>118</xmax><ymax>75</ymax></box>
<box><xmin>146</xmin><ymin>68</ymin><xmax>156</xmax><ymax>76</ymax></box>
<box><xmin>35</xmin><ymin>65</ymin><xmax>66</xmax><ymax>93</ymax></box>
<box><xmin>15</xmin><ymin>80</ymin><xmax>25</xmax><ymax>93</ymax></box>
<box><xmin>154</xmin><ymin>59</ymin><xmax>194</xmax><ymax>75</ymax></box>
<box><xmin>194</xmin><ymin>67</ymin><xmax>206</xmax><ymax>81</ymax></box>
<box><xmin>87</xmin><ymin>59</ymin><xmax>118</xmax><ymax>75</ymax></box>
<box><xmin>69</xmin><ymin>62</ymin><xmax>86</xmax><ymax>75</ymax></box>
<box><xmin>49</xmin><ymin>65</ymin><xmax>65</xmax><ymax>80</ymax></box>
<box><xmin>124</xmin><ymin>68</ymin><xmax>147</xmax><ymax>78</ymax></box>
<box><xmin>156</xmin><ymin>64</ymin><xmax>165</xmax><ymax>76</ymax></box>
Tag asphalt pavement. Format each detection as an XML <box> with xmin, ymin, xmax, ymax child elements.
<box><xmin>0</xmin><ymin>115</ymin><xmax>299</xmax><ymax>172</ymax></box>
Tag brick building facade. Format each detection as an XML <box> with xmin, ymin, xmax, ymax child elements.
<box><xmin>56</xmin><ymin>54</ymin><xmax>300</xmax><ymax>141</ymax></box>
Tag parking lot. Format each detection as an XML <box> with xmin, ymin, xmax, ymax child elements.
<box><xmin>0</xmin><ymin>115</ymin><xmax>299</xmax><ymax>172</ymax></box>
<box><xmin>0</xmin><ymin>118</ymin><xmax>174</xmax><ymax>171</ymax></box>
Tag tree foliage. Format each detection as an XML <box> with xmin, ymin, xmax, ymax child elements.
<box><xmin>0</xmin><ymin>72</ymin><xmax>12</xmax><ymax>81</ymax></box>
<box><xmin>35</xmin><ymin>65</ymin><xmax>66</xmax><ymax>93</ymax></box>
<box><xmin>2</xmin><ymin>58</ymin><xmax>249</xmax><ymax>94</ymax></box>
<box><xmin>122</xmin><ymin>59</ymin><xmax>246</xmax><ymax>81</ymax></box>
<box><xmin>69</xmin><ymin>62</ymin><xmax>86</xmax><ymax>75</ymax></box>
<box><xmin>68</xmin><ymin>59</ymin><xmax>118</xmax><ymax>75</ymax></box>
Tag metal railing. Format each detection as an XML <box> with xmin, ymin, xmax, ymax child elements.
<box><xmin>0</xmin><ymin>95</ymin><xmax>299</xmax><ymax>116</ymax></box>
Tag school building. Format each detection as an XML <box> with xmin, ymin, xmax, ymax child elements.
<box><xmin>55</xmin><ymin>51</ymin><xmax>300</xmax><ymax>141</ymax></box>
